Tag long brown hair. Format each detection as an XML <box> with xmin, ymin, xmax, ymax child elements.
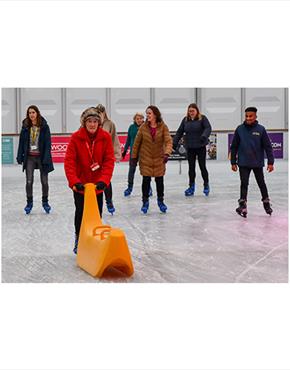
<box><xmin>146</xmin><ymin>105</ymin><xmax>163</xmax><ymax>123</ymax></box>
<box><xmin>26</xmin><ymin>105</ymin><xmax>42</xmax><ymax>127</ymax></box>
<box><xmin>186</xmin><ymin>103</ymin><xmax>202</xmax><ymax>121</ymax></box>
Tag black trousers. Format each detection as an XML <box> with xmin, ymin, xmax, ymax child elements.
<box><xmin>25</xmin><ymin>155</ymin><xmax>48</xmax><ymax>200</ymax></box>
<box><xmin>104</xmin><ymin>182</ymin><xmax>112</xmax><ymax>204</ymax></box>
<box><xmin>73</xmin><ymin>191</ymin><xmax>103</xmax><ymax>237</ymax></box>
<box><xmin>187</xmin><ymin>147</ymin><xmax>209</xmax><ymax>186</ymax></box>
<box><xmin>142</xmin><ymin>176</ymin><xmax>164</xmax><ymax>202</ymax></box>
<box><xmin>239</xmin><ymin>166</ymin><xmax>269</xmax><ymax>201</ymax></box>
<box><xmin>127</xmin><ymin>158</ymin><xmax>137</xmax><ymax>187</ymax></box>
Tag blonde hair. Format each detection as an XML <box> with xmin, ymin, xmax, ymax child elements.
<box><xmin>133</xmin><ymin>112</ymin><xmax>144</xmax><ymax>122</ymax></box>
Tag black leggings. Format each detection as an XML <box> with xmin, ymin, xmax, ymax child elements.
<box><xmin>73</xmin><ymin>191</ymin><xmax>103</xmax><ymax>237</ymax></box>
<box><xmin>187</xmin><ymin>147</ymin><xmax>209</xmax><ymax>186</ymax></box>
<box><xmin>25</xmin><ymin>155</ymin><xmax>48</xmax><ymax>200</ymax></box>
<box><xmin>142</xmin><ymin>176</ymin><xmax>164</xmax><ymax>202</ymax></box>
<box><xmin>128</xmin><ymin>159</ymin><xmax>137</xmax><ymax>187</ymax></box>
<box><xmin>104</xmin><ymin>182</ymin><xmax>112</xmax><ymax>203</ymax></box>
<box><xmin>239</xmin><ymin>166</ymin><xmax>269</xmax><ymax>201</ymax></box>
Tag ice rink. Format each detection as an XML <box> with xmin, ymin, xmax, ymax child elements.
<box><xmin>1</xmin><ymin>160</ymin><xmax>288</xmax><ymax>283</ymax></box>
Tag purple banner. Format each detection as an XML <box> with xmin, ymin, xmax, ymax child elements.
<box><xmin>269</xmin><ymin>133</ymin><xmax>283</xmax><ymax>159</ymax></box>
<box><xmin>228</xmin><ymin>132</ymin><xmax>283</xmax><ymax>159</ymax></box>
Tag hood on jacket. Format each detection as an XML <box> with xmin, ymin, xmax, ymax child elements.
<box><xmin>22</xmin><ymin>116</ymin><xmax>47</xmax><ymax>128</ymax></box>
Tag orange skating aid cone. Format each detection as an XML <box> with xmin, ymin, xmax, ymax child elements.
<box><xmin>76</xmin><ymin>183</ymin><xmax>134</xmax><ymax>278</ymax></box>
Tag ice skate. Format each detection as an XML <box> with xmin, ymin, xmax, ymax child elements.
<box><xmin>263</xmin><ymin>198</ymin><xmax>273</xmax><ymax>215</ymax></box>
<box><xmin>236</xmin><ymin>199</ymin><xmax>247</xmax><ymax>218</ymax></box>
<box><xmin>185</xmin><ymin>184</ymin><xmax>195</xmax><ymax>197</ymax></box>
<box><xmin>124</xmin><ymin>186</ymin><xmax>133</xmax><ymax>197</ymax></box>
<box><xmin>141</xmin><ymin>200</ymin><xmax>149</xmax><ymax>214</ymax></box>
<box><xmin>24</xmin><ymin>197</ymin><xmax>33</xmax><ymax>214</ymax></box>
<box><xmin>203</xmin><ymin>184</ymin><xmax>210</xmax><ymax>196</ymax></box>
<box><xmin>106</xmin><ymin>201</ymin><xmax>115</xmax><ymax>215</ymax></box>
<box><xmin>24</xmin><ymin>202</ymin><xmax>33</xmax><ymax>214</ymax></box>
<box><xmin>42</xmin><ymin>201</ymin><xmax>51</xmax><ymax>213</ymax></box>
<box><xmin>157</xmin><ymin>199</ymin><xmax>167</xmax><ymax>213</ymax></box>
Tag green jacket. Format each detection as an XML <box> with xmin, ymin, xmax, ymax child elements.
<box><xmin>123</xmin><ymin>122</ymin><xmax>140</xmax><ymax>158</ymax></box>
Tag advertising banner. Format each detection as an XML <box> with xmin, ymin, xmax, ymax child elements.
<box><xmin>268</xmin><ymin>133</ymin><xmax>283</xmax><ymax>159</ymax></box>
<box><xmin>228</xmin><ymin>132</ymin><xmax>283</xmax><ymax>159</ymax></box>
<box><xmin>51</xmin><ymin>136</ymin><xmax>71</xmax><ymax>163</ymax></box>
<box><xmin>118</xmin><ymin>133</ymin><xmax>217</xmax><ymax>162</ymax></box>
<box><xmin>170</xmin><ymin>133</ymin><xmax>217</xmax><ymax>161</ymax></box>
<box><xmin>118</xmin><ymin>134</ymin><xmax>129</xmax><ymax>161</ymax></box>
<box><xmin>2</xmin><ymin>137</ymin><xmax>14</xmax><ymax>164</ymax></box>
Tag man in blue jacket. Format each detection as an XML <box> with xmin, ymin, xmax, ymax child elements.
<box><xmin>230</xmin><ymin>107</ymin><xmax>274</xmax><ymax>217</ymax></box>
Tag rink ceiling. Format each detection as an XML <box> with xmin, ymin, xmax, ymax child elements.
<box><xmin>1</xmin><ymin>161</ymin><xmax>288</xmax><ymax>283</ymax></box>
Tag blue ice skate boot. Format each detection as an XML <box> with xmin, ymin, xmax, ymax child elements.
<box><xmin>42</xmin><ymin>202</ymin><xmax>51</xmax><ymax>213</ymax></box>
<box><xmin>24</xmin><ymin>201</ymin><xmax>33</xmax><ymax>214</ymax></box>
<box><xmin>42</xmin><ymin>196</ymin><xmax>51</xmax><ymax>213</ymax></box>
<box><xmin>157</xmin><ymin>199</ymin><xmax>167</xmax><ymax>213</ymax></box>
<box><xmin>184</xmin><ymin>184</ymin><xmax>195</xmax><ymax>197</ymax></box>
<box><xmin>106</xmin><ymin>200</ymin><xmax>115</xmax><ymax>215</ymax></box>
<box><xmin>24</xmin><ymin>197</ymin><xmax>33</xmax><ymax>214</ymax></box>
<box><xmin>73</xmin><ymin>234</ymin><xmax>79</xmax><ymax>254</ymax></box>
<box><xmin>124</xmin><ymin>186</ymin><xmax>133</xmax><ymax>197</ymax></box>
<box><xmin>149</xmin><ymin>186</ymin><xmax>153</xmax><ymax>197</ymax></box>
<box><xmin>141</xmin><ymin>200</ymin><xmax>149</xmax><ymax>214</ymax></box>
<box><xmin>203</xmin><ymin>184</ymin><xmax>210</xmax><ymax>196</ymax></box>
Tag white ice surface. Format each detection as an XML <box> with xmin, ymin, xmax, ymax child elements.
<box><xmin>1</xmin><ymin>160</ymin><xmax>288</xmax><ymax>283</ymax></box>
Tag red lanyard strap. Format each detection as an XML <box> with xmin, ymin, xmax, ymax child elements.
<box><xmin>86</xmin><ymin>141</ymin><xmax>95</xmax><ymax>163</ymax></box>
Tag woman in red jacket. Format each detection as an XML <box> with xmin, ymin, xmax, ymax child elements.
<box><xmin>64</xmin><ymin>107</ymin><xmax>115</xmax><ymax>254</ymax></box>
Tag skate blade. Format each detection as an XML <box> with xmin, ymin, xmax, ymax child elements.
<box><xmin>236</xmin><ymin>210</ymin><xmax>247</xmax><ymax>218</ymax></box>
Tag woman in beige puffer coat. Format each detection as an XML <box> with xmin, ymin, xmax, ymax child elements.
<box><xmin>96</xmin><ymin>104</ymin><xmax>121</xmax><ymax>215</ymax></box>
<box><xmin>132</xmin><ymin>105</ymin><xmax>172</xmax><ymax>214</ymax></box>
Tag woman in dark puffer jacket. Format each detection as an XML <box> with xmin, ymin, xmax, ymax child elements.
<box><xmin>17</xmin><ymin>105</ymin><xmax>54</xmax><ymax>214</ymax></box>
<box><xmin>173</xmin><ymin>103</ymin><xmax>212</xmax><ymax>197</ymax></box>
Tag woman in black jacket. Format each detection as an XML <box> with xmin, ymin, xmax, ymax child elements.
<box><xmin>17</xmin><ymin>105</ymin><xmax>54</xmax><ymax>214</ymax></box>
<box><xmin>173</xmin><ymin>103</ymin><xmax>212</xmax><ymax>196</ymax></box>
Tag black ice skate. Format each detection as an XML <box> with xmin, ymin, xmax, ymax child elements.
<box><xmin>236</xmin><ymin>199</ymin><xmax>247</xmax><ymax>218</ymax></box>
<box><xmin>262</xmin><ymin>198</ymin><xmax>273</xmax><ymax>215</ymax></box>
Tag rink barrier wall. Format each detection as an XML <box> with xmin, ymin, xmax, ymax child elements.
<box><xmin>2</xmin><ymin>130</ymin><xmax>288</xmax><ymax>164</ymax></box>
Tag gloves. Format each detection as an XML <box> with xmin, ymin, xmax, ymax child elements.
<box><xmin>122</xmin><ymin>151</ymin><xmax>127</xmax><ymax>159</ymax></box>
<box><xmin>130</xmin><ymin>158</ymin><xmax>138</xmax><ymax>166</ymax></box>
<box><xmin>17</xmin><ymin>158</ymin><xmax>22</xmax><ymax>165</ymax></box>
<box><xmin>74</xmin><ymin>183</ymin><xmax>84</xmax><ymax>191</ymax></box>
<box><xmin>163</xmin><ymin>154</ymin><xmax>169</xmax><ymax>164</ymax></box>
<box><xmin>96</xmin><ymin>181</ymin><xmax>106</xmax><ymax>191</ymax></box>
